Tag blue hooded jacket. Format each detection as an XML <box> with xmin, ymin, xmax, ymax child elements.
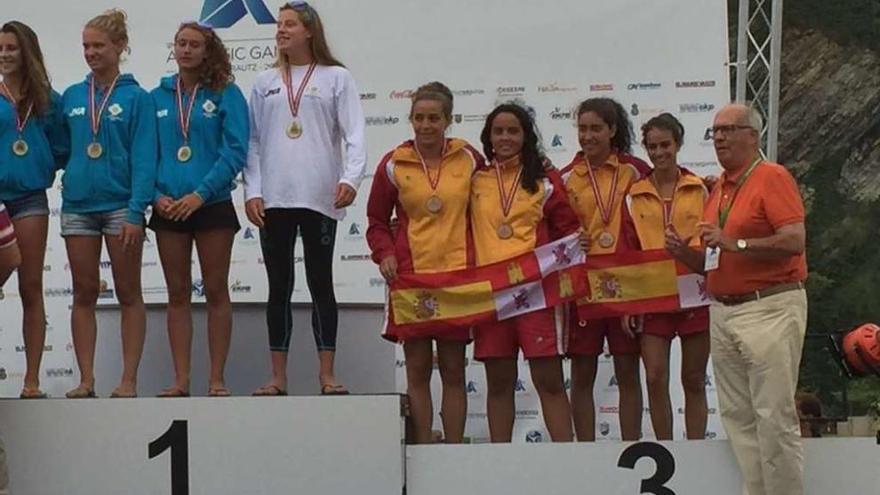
<box><xmin>60</xmin><ymin>73</ymin><xmax>157</xmax><ymax>224</ymax></box>
<box><xmin>0</xmin><ymin>90</ymin><xmax>69</xmax><ymax>201</ymax></box>
<box><xmin>151</xmin><ymin>75</ymin><xmax>248</xmax><ymax>205</ymax></box>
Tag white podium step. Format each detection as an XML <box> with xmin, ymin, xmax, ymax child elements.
<box><xmin>0</xmin><ymin>395</ymin><xmax>404</xmax><ymax>495</ymax></box>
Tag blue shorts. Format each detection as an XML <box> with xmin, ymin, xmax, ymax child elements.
<box><xmin>61</xmin><ymin>208</ymin><xmax>129</xmax><ymax>237</ymax></box>
<box><xmin>3</xmin><ymin>191</ymin><xmax>49</xmax><ymax>220</ymax></box>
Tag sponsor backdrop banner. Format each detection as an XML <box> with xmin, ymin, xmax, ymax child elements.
<box><xmin>0</xmin><ymin>0</ymin><xmax>730</xmax><ymax>436</ymax></box>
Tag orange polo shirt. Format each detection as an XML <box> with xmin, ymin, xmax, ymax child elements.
<box><xmin>702</xmin><ymin>160</ymin><xmax>807</xmax><ymax>296</ymax></box>
<box><xmin>627</xmin><ymin>169</ymin><xmax>707</xmax><ymax>250</ymax></box>
<box><xmin>366</xmin><ymin>138</ymin><xmax>482</xmax><ymax>273</ymax></box>
<box><xmin>470</xmin><ymin>160</ymin><xmax>579</xmax><ymax>266</ymax></box>
<box><xmin>562</xmin><ymin>153</ymin><xmax>645</xmax><ymax>255</ymax></box>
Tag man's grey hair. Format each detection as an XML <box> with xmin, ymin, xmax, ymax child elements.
<box><xmin>744</xmin><ymin>103</ymin><xmax>763</xmax><ymax>132</ymax></box>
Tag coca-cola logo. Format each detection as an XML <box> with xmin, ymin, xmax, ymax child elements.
<box><xmin>389</xmin><ymin>89</ymin><xmax>414</xmax><ymax>100</ymax></box>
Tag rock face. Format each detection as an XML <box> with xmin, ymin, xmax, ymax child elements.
<box><xmin>779</xmin><ymin>28</ymin><xmax>880</xmax><ymax>203</ymax></box>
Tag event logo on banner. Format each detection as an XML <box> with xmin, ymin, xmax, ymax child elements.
<box><xmin>199</xmin><ymin>0</ymin><xmax>276</xmax><ymax>27</ymax></box>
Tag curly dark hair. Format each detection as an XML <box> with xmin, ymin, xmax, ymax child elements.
<box><xmin>641</xmin><ymin>112</ymin><xmax>685</xmax><ymax>147</ymax></box>
<box><xmin>176</xmin><ymin>22</ymin><xmax>233</xmax><ymax>92</ymax></box>
<box><xmin>0</xmin><ymin>21</ymin><xmax>52</xmax><ymax>116</ymax></box>
<box><xmin>480</xmin><ymin>103</ymin><xmax>545</xmax><ymax>194</ymax></box>
<box><xmin>576</xmin><ymin>97</ymin><xmax>634</xmax><ymax>154</ymax></box>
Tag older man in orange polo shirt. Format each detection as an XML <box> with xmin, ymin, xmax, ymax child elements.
<box><xmin>695</xmin><ymin>103</ymin><xmax>807</xmax><ymax>495</ymax></box>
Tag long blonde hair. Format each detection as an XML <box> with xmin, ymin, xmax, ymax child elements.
<box><xmin>274</xmin><ymin>2</ymin><xmax>344</xmax><ymax>69</ymax></box>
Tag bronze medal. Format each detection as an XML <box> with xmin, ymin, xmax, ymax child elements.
<box><xmin>425</xmin><ymin>194</ymin><xmax>443</xmax><ymax>213</ymax></box>
<box><xmin>12</xmin><ymin>139</ymin><xmax>28</xmax><ymax>157</ymax></box>
<box><xmin>87</xmin><ymin>142</ymin><xmax>103</xmax><ymax>159</ymax></box>
<box><xmin>598</xmin><ymin>231</ymin><xmax>615</xmax><ymax>249</ymax></box>
<box><xmin>497</xmin><ymin>223</ymin><xmax>514</xmax><ymax>240</ymax></box>
<box><xmin>177</xmin><ymin>145</ymin><xmax>193</xmax><ymax>163</ymax></box>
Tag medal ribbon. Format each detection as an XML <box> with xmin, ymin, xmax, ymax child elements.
<box><xmin>175</xmin><ymin>76</ymin><xmax>200</xmax><ymax>145</ymax></box>
<box><xmin>717</xmin><ymin>156</ymin><xmax>762</xmax><ymax>229</ymax></box>
<box><xmin>585</xmin><ymin>159</ymin><xmax>620</xmax><ymax>227</ymax></box>
<box><xmin>282</xmin><ymin>62</ymin><xmax>317</xmax><ymax>121</ymax></box>
<box><xmin>650</xmin><ymin>170</ymin><xmax>680</xmax><ymax>227</ymax></box>
<box><xmin>494</xmin><ymin>156</ymin><xmax>523</xmax><ymax>219</ymax></box>
<box><xmin>414</xmin><ymin>140</ymin><xmax>446</xmax><ymax>193</ymax></box>
<box><xmin>89</xmin><ymin>73</ymin><xmax>121</xmax><ymax>141</ymax></box>
<box><xmin>0</xmin><ymin>81</ymin><xmax>33</xmax><ymax>136</ymax></box>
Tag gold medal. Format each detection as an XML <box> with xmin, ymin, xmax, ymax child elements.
<box><xmin>598</xmin><ymin>231</ymin><xmax>615</xmax><ymax>249</ymax></box>
<box><xmin>177</xmin><ymin>145</ymin><xmax>192</xmax><ymax>163</ymax></box>
<box><xmin>12</xmin><ymin>139</ymin><xmax>28</xmax><ymax>157</ymax></box>
<box><xmin>287</xmin><ymin>120</ymin><xmax>303</xmax><ymax>139</ymax></box>
<box><xmin>87</xmin><ymin>142</ymin><xmax>103</xmax><ymax>159</ymax></box>
<box><xmin>497</xmin><ymin>223</ymin><xmax>514</xmax><ymax>240</ymax></box>
<box><xmin>282</xmin><ymin>63</ymin><xmax>316</xmax><ymax>140</ymax></box>
<box><xmin>425</xmin><ymin>194</ymin><xmax>443</xmax><ymax>213</ymax></box>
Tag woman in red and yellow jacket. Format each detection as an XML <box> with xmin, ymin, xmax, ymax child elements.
<box><xmin>625</xmin><ymin>113</ymin><xmax>709</xmax><ymax>440</ymax></box>
<box><xmin>366</xmin><ymin>82</ymin><xmax>482</xmax><ymax>444</ymax></box>
<box><xmin>471</xmin><ymin>103</ymin><xmax>581</xmax><ymax>442</ymax></box>
<box><xmin>562</xmin><ymin>97</ymin><xmax>651</xmax><ymax>441</ymax></box>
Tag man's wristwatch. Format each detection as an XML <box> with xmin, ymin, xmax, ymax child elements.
<box><xmin>736</xmin><ymin>239</ymin><xmax>749</xmax><ymax>252</ymax></box>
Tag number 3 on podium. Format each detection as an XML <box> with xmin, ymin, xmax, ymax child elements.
<box><xmin>617</xmin><ymin>442</ymin><xmax>676</xmax><ymax>495</ymax></box>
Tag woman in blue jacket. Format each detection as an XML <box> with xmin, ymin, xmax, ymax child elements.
<box><xmin>60</xmin><ymin>9</ymin><xmax>157</xmax><ymax>398</ymax></box>
<box><xmin>149</xmin><ymin>21</ymin><xmax>247</xmax><ymax>398</ymax></box>
<box><xmin>0</xmin><ymin>21</ymin><xmax>68</xmax><ymax>399</ymax></box>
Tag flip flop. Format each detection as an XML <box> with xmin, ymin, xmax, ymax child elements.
<box><xmin>19</xmin><ymin>388</ymin><xmax>48</xmax><ymax>399</ymax></box>
<box><xmin>65</xmin><ymin>386</ymin><xmax>97</xmax><ymax>399</ymax></box>
<box><xmin>208</xmin><ymin>386</ymin><xmax>231</xmax><ymax>397</ymax></box>
<box><xmin>157</xmin><ymin>387</ymin><xmax>190</xmax><ymax>398</ymax></box>
<box><xmin>252</xmin><ymin>384</ymin><xmax>287</xmax><ymax>396</ymax></box>
<box><xmin>321</xmin><ymin>384</ymin><xmax>350</xmax><ymax>396</ymax></box>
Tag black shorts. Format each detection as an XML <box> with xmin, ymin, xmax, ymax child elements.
<box><xmin>148</xmin><ymin>199</ymin><xmax>241</xmax><ymax>234</ymax></box>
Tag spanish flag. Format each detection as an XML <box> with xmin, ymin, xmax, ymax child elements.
<box><xmin>386</xmin><ymin>234</ymin><xmax>709</xmax><ymax>333</ymax></box>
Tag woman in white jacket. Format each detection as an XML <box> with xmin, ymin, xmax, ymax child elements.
<box><xmin>244</xmin><ymin>1</ymin><xmax>366</xmax><ymax>396</ymax></box>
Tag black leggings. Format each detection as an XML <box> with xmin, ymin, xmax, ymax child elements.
<box><xmin>260</xmin><ymin>208</ymin><xmax>338</xmax><ymax>352</ymax></box>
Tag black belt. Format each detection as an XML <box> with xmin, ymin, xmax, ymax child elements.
<box><xmin>713</xmin><ymin>281</ymin><xmax>804</xmax><ymax>306</ymax></box>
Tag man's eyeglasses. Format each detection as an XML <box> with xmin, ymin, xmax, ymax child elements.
<box><xmin>706</xmin><ymin>124</ymin><xmax>755</xmax><ymax>139</ymax></box>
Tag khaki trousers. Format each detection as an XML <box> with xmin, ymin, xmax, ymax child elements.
<box><xmin>710</xmin><ymin>289</ymin><xmax>807</xmax><ymax>495</ymax></box>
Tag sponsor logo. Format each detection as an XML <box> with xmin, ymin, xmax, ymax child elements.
<box><xmin>108</xmin><ymin>103</ymin><xmax>123</xmax><ymax>118</ymax></box>
<box><xmin>68</xmin><ymin>107</ymin><xmax>86</xmax><ymax>117</ymax></box>
<box><xmin>452</xmin><ymin>113</ymin><xmax>487</xmax><ymax>123</ymax></box>
<box><xmin>675</xmin><ymin>80</ymin><xmax>716</xmax><ymax>88</ymax></box>
<box><xmin>365</xmin><ymin>116</ymin><xmax>400</xmax><ymax>126</ymax></box>
<box><xmin>706</xmin><ymin>431</ymin><xmax>718</xmax><ymax>439</ymax></box>
<box><xmin>231</xmin><ymin>280</ymin><xmax>252</xmax><ymax>293</ymax></box>
<box><xmin>142</xmin><ymin>286</ymin><xmax>167</xmax><ymax>295</ymax></box>
<box><xmin>264</xmin><ymin>87</ymin><xmax>282</xmax><ymax>98</ymax></box>
<box><xmin>538</xmin><ymin>82</ymin><xmax>577</xmax><ymax>93</ymax></box>
<box><xmin>563</xmin><ymin>377</ymin><xmax>571</xmax><ymax>390</ymax></box>
<box><xmin>46</xmin><ymin>368</ymin><xmax>75</xmax><ymax>378</ymax></box>
<box><xmin>395</xmin><ymin>359</ymin><xmax>405</xmax><ymax>368</ymax></box>
<box><xmin>45</xmin><ymin>287</ymin><xmax>73</xmax><ymax>297</ymax></box>
<box><xmin>369</xmin><ymin>277</ymin><xmax>386</xmax><ymax>287</ymax></box>
<box><xmin>551</xmin><ymin>134</ymin><xmax>565</xmax><ymax>150</ymax></box>
<box><xmin>360</xmin><ymin>92</ymin><xmax>377</xmax><ymax>101</ymax></box>
<box><xmin>627</xmin><ymin>82</ymin><xmax>662</xmax><ymax>90</ymax></box>
<box><xmin>157</xmin><ymin>109</ymin><xmax>169</xmax><ymax>118</ymax></box>
<box><xmin>515</xmin><ymin>379</ymin><xmax>527</xmax><ymax>392</ymax></box>
<box><xmin>599</xmin><ymin>421</ymin><xmax>611</xmax><ymax>436</ymax></box>
<box><xmin>193</xmin><ymin>279</ymin><xmax>206</xmax><ymax>297</ymax></box>
<box><xmin>50</xmin><ymin>207</ymin><xmax>61</xmax><ymax>217</ymax></box>
<box><xmin>515</xmin><ymin>410</ymin><xmax>540</xmax><ymax>418</ymax></box>
<box><xmin>466</xmin><ymin>381</ymin><xmax>479</xmax><ymax>394</ymax></box>
<box><xmin>340</xmin><ymin>254</ymin><xmax>371</xmax><ymax>261</ymax></box>
<box><xmin>608</xmin><ymin>375</ymin><xmax>618</xmax><ymax>387</ymax></box>
<box><xmin>16</xmin><ymin>345</ymin><xmax>53</xmax><ymax>352</ymax></box>
<box><xmin>198</xmin><ymin>0</ymin><xmax>276</xmax><ymax>28</ymax></box>
<box><xmin>590</xmin><ymin>83</ymin><xmax>614</xmax><ymax>92</ymax></box>
<box><xmin>496</xmin><ymin>85</ymin><xmax>526</xmax><ymax>96</ymax></box>
<box><xmin>452</xmin><ymin>88</ymin><xmax>485</xmax><ymax>97</ymax></box>
<box><xmin>0</xmin><ymin>368</ymin><xmax>6</xmax><ymax>380</ymax></box>
<box><xmin>348</xmin><ymin>223</ymin><xmax>362</xmax><ymax>236</ymax></box>
<box><xmin>679</xmin><ymin>103</ymin><xmax>716</xmax><ymax>113</ymax></box>
<box><xmin>630</xmin><ymin>103</ymin><xmax>640</xmax><ymax>116</ymax></box>
<box><xmin>525</xmin><ymin>430</ymin><xmax>544</xmax><ymax>443</ymax></box>
<box><xmin>243</xmin><ymin>227</ymin><xmax>257</xmax><ymax>240</ymax></box>
<box><xmin>389</xmin><ymin>89</ymin><xmax>414</xmax><ymax>100</ymax></box>
<box><xmin>549</xmin><ymin>107</ymin><xmax>574</xmax><ymax>120</ymax></box>
<box><xmin>599</xmin><ymin>405</ymin><xmax>619</xmax><ymax>414</ymax></box>
<box><xmin>142</xmin><ymin>261</ymin><xmax>158</xmax><ymax>268</ymax></box>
